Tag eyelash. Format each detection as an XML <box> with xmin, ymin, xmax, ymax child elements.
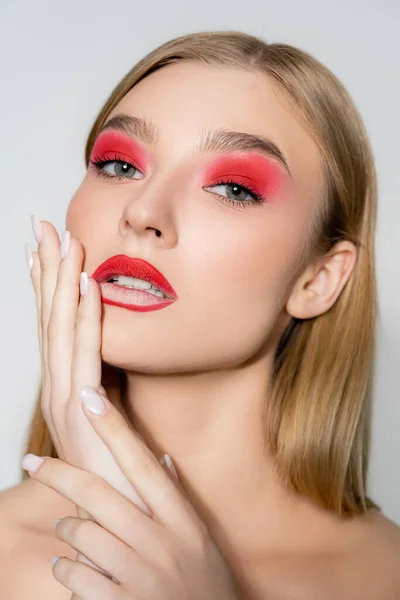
<box><xmin>89</xmin><ymin>154</ymin><xmax>265</xmax><ymax>208</ymax></box>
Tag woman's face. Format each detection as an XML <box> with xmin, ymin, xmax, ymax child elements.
<box><xmin>66</xmin><ymin>61</ymin><xmax>324</xmax><ymax>372</ymax></box>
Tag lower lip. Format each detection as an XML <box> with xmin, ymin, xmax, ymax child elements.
<box><xmin>99</xmin><ymin>282</ymin><xmax>176</xmax><ymax>312</ymax></box>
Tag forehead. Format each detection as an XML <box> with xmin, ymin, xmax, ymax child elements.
<box><xmin>108</xmin><ymin>61</ymin><xmax>324</xmax><ymax>209</ymax></box>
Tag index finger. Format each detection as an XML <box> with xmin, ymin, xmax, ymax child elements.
<box><xmin>80</xmin><ymin>388</ymin><xmax>205</xmax><ymax>537</ymax></box>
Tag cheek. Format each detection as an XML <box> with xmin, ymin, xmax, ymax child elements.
<box><xmin>187</xmin><ymin>215</ymin><xmax>302</xmax><ymax>327</ymax></box>
<box><xmin>65</xmin><ymin>186</ymin><xmax>115</xmax><ymax>273</ymax></box>
<box><xmin>65</xmin><ymin>191</ymin><xmax>85</xmax><ymax>235</ymax></box>
<box><xmin>65</xmin><ymin>183</ymin><xmax>114</xmax><ymax>239</ymax></box>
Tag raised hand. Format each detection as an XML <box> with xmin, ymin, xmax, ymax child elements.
<box><xmin>27</xmin><ymin>216</ymin><xmax>153</xmax><ymax>580</ymax></box>
<box><xmin>22</xmin><ymin>394</ymin><xmax>240</xmax><ymax>600</ymax></box>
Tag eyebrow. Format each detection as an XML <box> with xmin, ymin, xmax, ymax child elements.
<box><xmin>97</xmin><ymin>114</ymin><xmax>292</xmax><ymax>178</ymax></box>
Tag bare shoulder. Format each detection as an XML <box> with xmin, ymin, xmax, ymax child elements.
<box><xmin>320</xmin><ymin>510</ymin><xmax>400</xmax><ymax>599</ymax></box>
<box><xmin>0</xmin><ymin>478</ymin><xmax>76</xmax><ymax>600</ymax></box>
<box><xmin>249</xmin><ymin>510</ymin><xmax>400</xmax><ymax>600</ymax></box>
<box><xmin>361</xmin><ymin>509</ymin><xmax>400</xmax><ymax>561</ymax></box>
<box><xmin>371</xmin><ymin>510</ymin><xmax>400</xmax><ymax>545</ymax></box>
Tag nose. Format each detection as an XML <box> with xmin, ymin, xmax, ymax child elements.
<box><xmin>118</xmin><ymin>173</ymin><xmax>179</xmax><ymax>249</ymax></box>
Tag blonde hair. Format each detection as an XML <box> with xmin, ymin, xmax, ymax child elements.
<box><xmin>23</xmin><ymin>30</ymin><xmax>381</xmax><ymax>518</ymax></box>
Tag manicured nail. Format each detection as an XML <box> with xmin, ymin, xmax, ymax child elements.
<box><xmin>31</xmin><ymin>215</ymin><xmax>42</xmax><ymax>244</ymax></box>
<box><xmin>80</xmin><ymin>272</ymin><xmax>89</xmax><ymax>296</ymax></box>
<box><xmin>60</xmin><ymin>230</ymin><xmax>70</xmax><ymax>260</ymax></box>
<box><xmin>163</xmin><ymin>454</ymin><xmax>179</xmax><ymax>482</ymax></box>
<box><xmin>50</xmin><ymin>556</ymin><xmax>59</xmax><ymax>567</ymax></box>
<box><xmin>25</xmin><ymin>243</ymin><xmax>33</xmax><ymax>272</ymax></box>
<box><xmin>22</xmin><ymin>453</ymin><xmax>44</xmax><ymax>474</ymax></box>
<box><xmin>80</xmin><ymin>385</ymin><xmax>106</xmax><ymax>414</ymax></box>
<box><xmin>53</xmin><ymin>518</ymin><xmax>61</xmax><ymax>531</ymax></box>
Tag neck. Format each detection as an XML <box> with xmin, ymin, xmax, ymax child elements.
<box><xmin>120</xmin><ymin>357</ymin><xmax>305</xmax><ymax>562</ymax></box>
<box><xmin>120</xmin><ymin>356</ymin><xmax>360</xmax><ymax>565</ymax></box>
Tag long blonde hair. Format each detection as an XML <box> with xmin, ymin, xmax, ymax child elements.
<box><xmin>23</xmin><ymin>30</ymin><xmax>381</xmax><ymax>518</ymax></box>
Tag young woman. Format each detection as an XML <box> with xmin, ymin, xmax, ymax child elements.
<box><xmin>1</xmin><ymin>30</ymin><xmax>399</xmax><ymax>599</ymax></box>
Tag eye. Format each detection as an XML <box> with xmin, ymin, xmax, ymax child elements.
<box><xmin>204</xmin><ymin>179</ymin><xmax>264</xmax><ymax>208</ymax></box>
<box><xmin>89</xmin><ymin>154</ymin><xmax>144</xmax><ymax>181</ymax></box>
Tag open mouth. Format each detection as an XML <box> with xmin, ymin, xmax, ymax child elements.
<box><xmin>105</xmin><ymin>275</ymin><xmax>171</xmax><ymax>299</ymax></box>
<box><xmin>98</xmin><ymin>280</ymin><xmax>175</xmax><ymax>311</ymax></box>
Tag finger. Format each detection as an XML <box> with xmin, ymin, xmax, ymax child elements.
<box><xmin>100</xmin><ymin>362</ymin><xmax>129</xmax><ymax>420</ymax></box>
<box><xmin>54</xmin><ymin>516</ymin><xmax>138</xmax><ymax>585</ymax></box>
<box><xmin>47</xmin><ymin>234</ymin><xmax>83</xmax><ymax>409</ymax></box>
<box><xmin>34</xmin><ymin>219</ymin><xmax>62</xmax><ymax>416</ymax></box>
<box><xmin>24</xmin><ymin>457</ymin><xmax>166</xmax><ymax>562</ymax></box>
<box><xmin>51</xmin><ymin>555</ymin><xmax>124</xmax><ymax>600</ymax></box>
<box><xmin>70</xmin><ymin>275</ymin><xmax>102</xmax><ymax>404</ymax></box>
<box><xmin>29</xmin><ymin>250</ymin><xmax>52</xmax><ymax>417</ymax></box>
<box><xmin>27</xmin><ymin>248</ymin><xmax>42</xmax><ymax>363</ymax></box>
<box><xmin>70</xmin><ymin>278</ymin><xmax>139</xmax><ymax>443</ymax></box>
<box><xmin>79</xmin><ymin>391</ymin><xmax>202</xmax><ymax>536</ymax></box>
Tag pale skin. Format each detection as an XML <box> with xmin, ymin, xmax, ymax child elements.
<box><xmin>5</xmin><ymin>61</ymin><xmax>399</xmax><ymax>599</ymax></box>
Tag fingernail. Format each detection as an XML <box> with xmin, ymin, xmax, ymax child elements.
<box><xmin>80</xmin><ymin>272</ymin><xmax>89</xmax><ymax>296</ymax></box>
<box><xmin>60</xmin><ymin>230</ymin><xmax>70</xmax><ymax>260</ymax></box>
<box><xmin>50</xmin><ymin>556</ymin><xmax>59</xmax><ymax>567</ymax></box>
<box><xmin>163</xmin><ymin>454</ymin><xmax>179</xmax><ymax>482</ymax></box>
<box><xmin>25</xmin><ymin>243</ymin><xmax>33</xmax><ymax>272</ymax></box>
<box><xmin>22</xmin><ymin>453</ymin><xmax>44</xmax><ymax>474</ymax></box>
<box><xmin>31</xmin><ymin>215</ymin><xmax>42</xmax><ymax>244</ymax></box>
<box><xmin>80</xmin><ymin>385</ymin><xmax>106</xmax><ymax>414</ymax></box>
<box><xmin>53</xmin><ymin>518</ymin><xmax>61</xmax><ymax>530</ymax></box>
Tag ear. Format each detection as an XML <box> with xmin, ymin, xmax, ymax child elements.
<box><xmin>286</xmin><ymin>240</ymin><xmax>358</xmax><ymax>320</ymax></box>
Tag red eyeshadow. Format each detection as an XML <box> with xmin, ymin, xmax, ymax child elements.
<box><xmin>202</xmin><ymin>153</ymin><xmax>287</xmax><ymax>200</ymax></box>
<box><xmin>90</xmin><ymin>130</ymin><xmax>150</xmax><ymax>171</ymax></box>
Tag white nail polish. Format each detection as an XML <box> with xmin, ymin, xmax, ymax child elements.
<box><xmin>163</xmin><ymin>454</ymin><xmax>179</xmax><ymax>481</ymax></box>
<box><xmin>25</xmin><ymin>243</ymin><xmax>33</xmax><ymax>271</ymax></box>
<box><xmin>80</xmin><ymin>385</ymin><xmax>106</xmax><ymax>414</ymax></box>
<box><xmin>53</xmin><ymin>518</ymin><xmax>61</xmax><ymax>530</ymax></box>
<box><xmin>22</xmin><ymin>453</ymin><xmax>44</xmax><ymax>473</ymax></box>
<box><xmin>80</xmin><ymin>272</ymin><xmax>89</xmax><ymax>296</ymax></box>
<box><xmin>60</xmin><ymin>230</ymin><xmax>70</xmax><ymax>260</ymax></box>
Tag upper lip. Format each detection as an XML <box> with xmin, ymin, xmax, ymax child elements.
<box><xmin>91</xmin><ymin>254</ymin><xmax>177</xmax><ymax>300</ymax></box>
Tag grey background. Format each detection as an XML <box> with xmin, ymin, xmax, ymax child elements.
<box><xmin>0</xmin><ymin>0</ymin><xmax>399</xmax><ymax>525</ymax></box>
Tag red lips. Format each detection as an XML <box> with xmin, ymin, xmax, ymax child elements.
<box><xmin>91</xmin><ymin>255</ymin><xmax>177</xmax><ymax>300</ymax></box>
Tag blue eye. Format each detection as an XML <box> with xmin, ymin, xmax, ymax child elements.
<box><xmin>204</xmin><ymin>179</ymin><xmax>264</xmax><ymax>208</ymax></box>
<box><xmin>89</xmin><ymin>157</ymin><xmax>265</xmax><ymax>209</ymax></box>
<box><xmin>90</xmin><ymin>155</ymin><xmax>143</xmax><ymax>180</ymax></box>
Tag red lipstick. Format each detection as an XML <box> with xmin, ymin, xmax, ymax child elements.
<box><xmin>91</xmin><ymin>255</ymin><xmax>177</xmax><ymax>313</ymax></box>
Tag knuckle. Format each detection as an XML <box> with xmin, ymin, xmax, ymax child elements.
<box><xmin>82</xmin><ymin>474</ymin><xmax>110</xmax><ymax>505</ymax></box>
<box><xmin>31</xmin><ymin>268</ymin><xmax>40</xmax><ymax>288</ymax></box>
<box><xmin>43</xmin><ymin>457</ymin><xmax>60</xmax><ymax>487</ymax></box>
<box><xmin>157</xmin><ymin>544</ymin><xmax>180</xmax><ymax>573</ymax></box>
<box><xmin>104</xmin><ymin>415</ymin><xmax>127</xmax><ymax>438</ymax></box>
<box><xmin>70</xmin><ymin>518</ymin><xmax>95</xmax><ymax>546</ymax></box>
<box><xmin>40</xmin><ymin>259</ymin><xmax>55</xmax><ymax>278</ymax></box>
<box><xmin>139</xmin><ymin>448</ymin><xmax>159</xmax><ymax>477</ymax></box>
<box><xmin>56</xmin><ymin>557</ymin><xmax>76</xmax><ymax>587</ymax></box>
<box><xmin>46</xmin><ymin>320</ymin><xmax>58</xmax><ymax>344</ymax></box>
<box><xmin>76</xmin><ymin>311</ymin><xmax>92</xmax><ymax>326</ymax></box>
<box><xmin>191</xmin><ymin>521</ymin><xmax>212</xmax><ymax>554</ymax></box>
<box><xmin>39</xmin><ymin>259</ymin><xmax>49</xmax><ymax>274</ymax></box>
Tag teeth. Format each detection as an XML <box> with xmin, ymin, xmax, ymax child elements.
<box><xmin>110</xmin><ymin>276</ymin><xmax>152</xmax><ymax>290</ymax></box>
<box><xmin>109</xmin><ymin>275</ymin><xmax>167</xmax><ymax>298</ymax></box>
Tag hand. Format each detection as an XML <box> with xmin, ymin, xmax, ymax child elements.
<box><xmin>21</xmin><ymin>394</ymin><xmax>241</xmax><ymax>600</ymax></box>
<box><xmin>28</xmin><ymin>217</ymin><xmax>153</xmax><ymax>579</ymax></box>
